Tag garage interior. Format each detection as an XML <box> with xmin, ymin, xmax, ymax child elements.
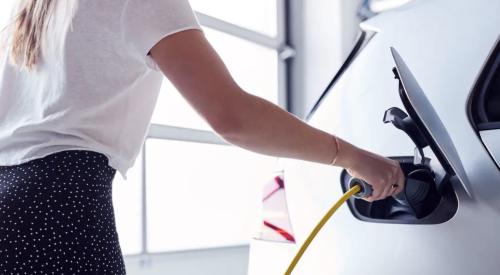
<box><xmin>1</xmin><ymin>0</ymin><xmax>499</xmax><ymax>274</ymax></box>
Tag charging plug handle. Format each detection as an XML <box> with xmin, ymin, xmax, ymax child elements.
<box><xmin>349</xmin><ymin>178</ymin><xmax>373</xmax><ymax>198</ymax></box>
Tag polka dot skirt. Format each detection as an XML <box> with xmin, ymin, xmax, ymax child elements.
<box><xmin>0</xmin><ymin>150</ymin><xmax>126</xmax><ymax>274</ymax></box>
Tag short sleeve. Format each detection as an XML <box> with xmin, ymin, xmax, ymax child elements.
<box><xmin>122</xmin><ymin>0</ymin><xmax>201</xmax><ymax>59</ymax></box>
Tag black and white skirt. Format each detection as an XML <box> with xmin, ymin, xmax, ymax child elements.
<box><xmin>0</xmin><ymin>150</ymin><xmax>126</xmax><ymax>274</ymax></box>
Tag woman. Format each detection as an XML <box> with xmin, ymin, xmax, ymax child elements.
<box><xmin>0</xmin><ymin>0</ymin><xmax>405</xmax><ymax>273</ymax></box>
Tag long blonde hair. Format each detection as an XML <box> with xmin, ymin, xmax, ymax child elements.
<box><xmin>11</xmin><ymin>0</ymin><xmax>56</xmax><ymax>70</ymax></box>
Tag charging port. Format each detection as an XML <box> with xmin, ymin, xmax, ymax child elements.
<box><xmin>340</xmin><ymin>157</ymin><xmax>458</xmax><ymax>224</ymax></box>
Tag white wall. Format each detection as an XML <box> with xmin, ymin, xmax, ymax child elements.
<box><xmin>290</xmin><ymin>0</ymin><xmax>362</xmax><ymax>118</ymax></box>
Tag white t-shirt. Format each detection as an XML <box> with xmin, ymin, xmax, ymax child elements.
<box><xmin>0</xmin><ymin>0</ymin><xmax>201</xmax><ymax>179</ymax></box>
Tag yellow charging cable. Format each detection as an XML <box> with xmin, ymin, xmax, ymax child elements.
<box><xmin>285</xmin><ymin>184</ymin><xmax>362</xmax><ymax>275</ymax></box>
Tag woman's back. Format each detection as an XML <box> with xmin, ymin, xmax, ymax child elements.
<box><xmin>0</xmin><ymin>0</ymin><xmax>200</xmax><ymax>179</ymax></box>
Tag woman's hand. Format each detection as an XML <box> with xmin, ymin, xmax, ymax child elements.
<box><xmin>334</xmin><ymin>138</ymin><xmax>405</xmax><ymax>202</ymax></box>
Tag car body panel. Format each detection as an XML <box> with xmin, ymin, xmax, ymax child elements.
<box><xmin>480</xmin><ymin>129</ymin><xmax>500</xmax><ymax>168</ymax></box>
<box><xmin>249</xmin><ymin>0</ymin><xmax>500</xmax><ymax>274</ymax></box>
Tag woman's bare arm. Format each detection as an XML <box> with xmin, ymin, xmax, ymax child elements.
<box><xmin>150</xmin><ymin>29</ymin><xmax>342</xmax><ymax>165</ymax></box>
<box><xmin>149</xmin><ymin>29</ymin><xmax>404</xmax><ymax>201</ymax></box>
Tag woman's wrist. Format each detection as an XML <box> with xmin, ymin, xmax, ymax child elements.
<box><xmin>330</xmin><ymin>136</ymin><xmax>360</xmax><ymax>169</ymax></box>
<box><xmin>329</xmin><ymin>135</ymin><xmax>341</xmax><ymax>166</ymax></box>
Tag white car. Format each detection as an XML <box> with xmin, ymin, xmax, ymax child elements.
<box><xmin>249</xmin><ymin>0</ymin><xmax>500</xmax><ymax>274</ymax></box>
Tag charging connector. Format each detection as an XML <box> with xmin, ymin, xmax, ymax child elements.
<box><xmin>348</xmin><ymin>178</ymin><xmax>373</xmax><ymax>199</ymax></box>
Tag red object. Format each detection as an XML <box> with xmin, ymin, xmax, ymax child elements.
<box><xmin>263</xmin><ymin>220</ymin><xmax>296</xmax><ymax>243</ymax></box>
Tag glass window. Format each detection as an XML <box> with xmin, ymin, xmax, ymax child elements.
<box><xmin>470</xmin><ymin>40</ymin><xmax>500</xmax><ymax>127</ymax></box>
<box><xmin>151</xmin><ymin>27</ymin><xmax>278</xmax><ymax>129</ymax></box>
<box><xmin>145</xmin><ymin>139</ymin><xmax>277</xmax><ymax>252</ymax></box>
<box><xmin>189</xmin><ymin>0</ymin><xmax>278</xmax><ymax>37</ymax></box>
<box><xmin>116</xmin><ymin>0</ymin><xmax>287</xmax><ymax>260</ymax></box>
<box><xmin>151</xmin><ymin>80</ymin><xmax>212</xmax><ymax>131</ymax></box>
<box><xmin>206</xmin><ymin>28</ymin><xmax>278</xmax><ymax>103</ymax></box>
<box><xmin>113</xmin><ymin>153</ymin><xmax>143</xmax><ymax>255</ymax></box>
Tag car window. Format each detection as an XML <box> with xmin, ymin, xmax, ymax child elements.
<box><xmin>469</xmin><ymin>39</ymin><xmax>500</xmax><ymax>130</ymax></box>
<box><xmin>468</xmin><ymin>38</ymin><xmax>500</xmax><ymax>169</ymax></box>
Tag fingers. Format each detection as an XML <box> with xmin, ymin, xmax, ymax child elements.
<box><xmin>387</xmin><ymin>166</ymin><xmax>405</xmax><ymax>197</ymax></box>
<box><xmin>391</xmin><ymin>168</ymin><xmax>406</xmax><ymax>196</ymax></box>
<box><xmin>362</xmin><ymin>178</ymin><xmax>390</xmax><ymax>202</ymax></box>
<box><xmin>364</xmin><ymin>186</ymin><xmax>382</xmax><ymax>202</ymax></box>
<box><xmin>382</xmin><ymin>180</ymin><xmax>396</xmax><ymax>198</ymax></box>
<box><xmin>363</xmin><ymin>163</ymin><xmax>405</xmax><ymax>202</ymax></box>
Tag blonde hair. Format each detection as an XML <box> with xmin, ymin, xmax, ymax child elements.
<box><xmin>11</xmin><ymin>0</ymin><xmax>56</xmax><ymax>70</ymax></box>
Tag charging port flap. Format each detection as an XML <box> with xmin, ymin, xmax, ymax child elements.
<box><xmin>340</xmin><ymin>48</ymin><xmax>461</xmax><ymax>225</ymax></box>
<box><xmin>390</xmin><ymin>47</ymin><xmax>469</xmax><ymax>194</ymax></box>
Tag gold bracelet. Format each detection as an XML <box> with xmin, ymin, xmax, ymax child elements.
<box><xmin>330</xmin><ymin>135</ymin><xmax>340</xmax><ymax>166</ymax></box>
